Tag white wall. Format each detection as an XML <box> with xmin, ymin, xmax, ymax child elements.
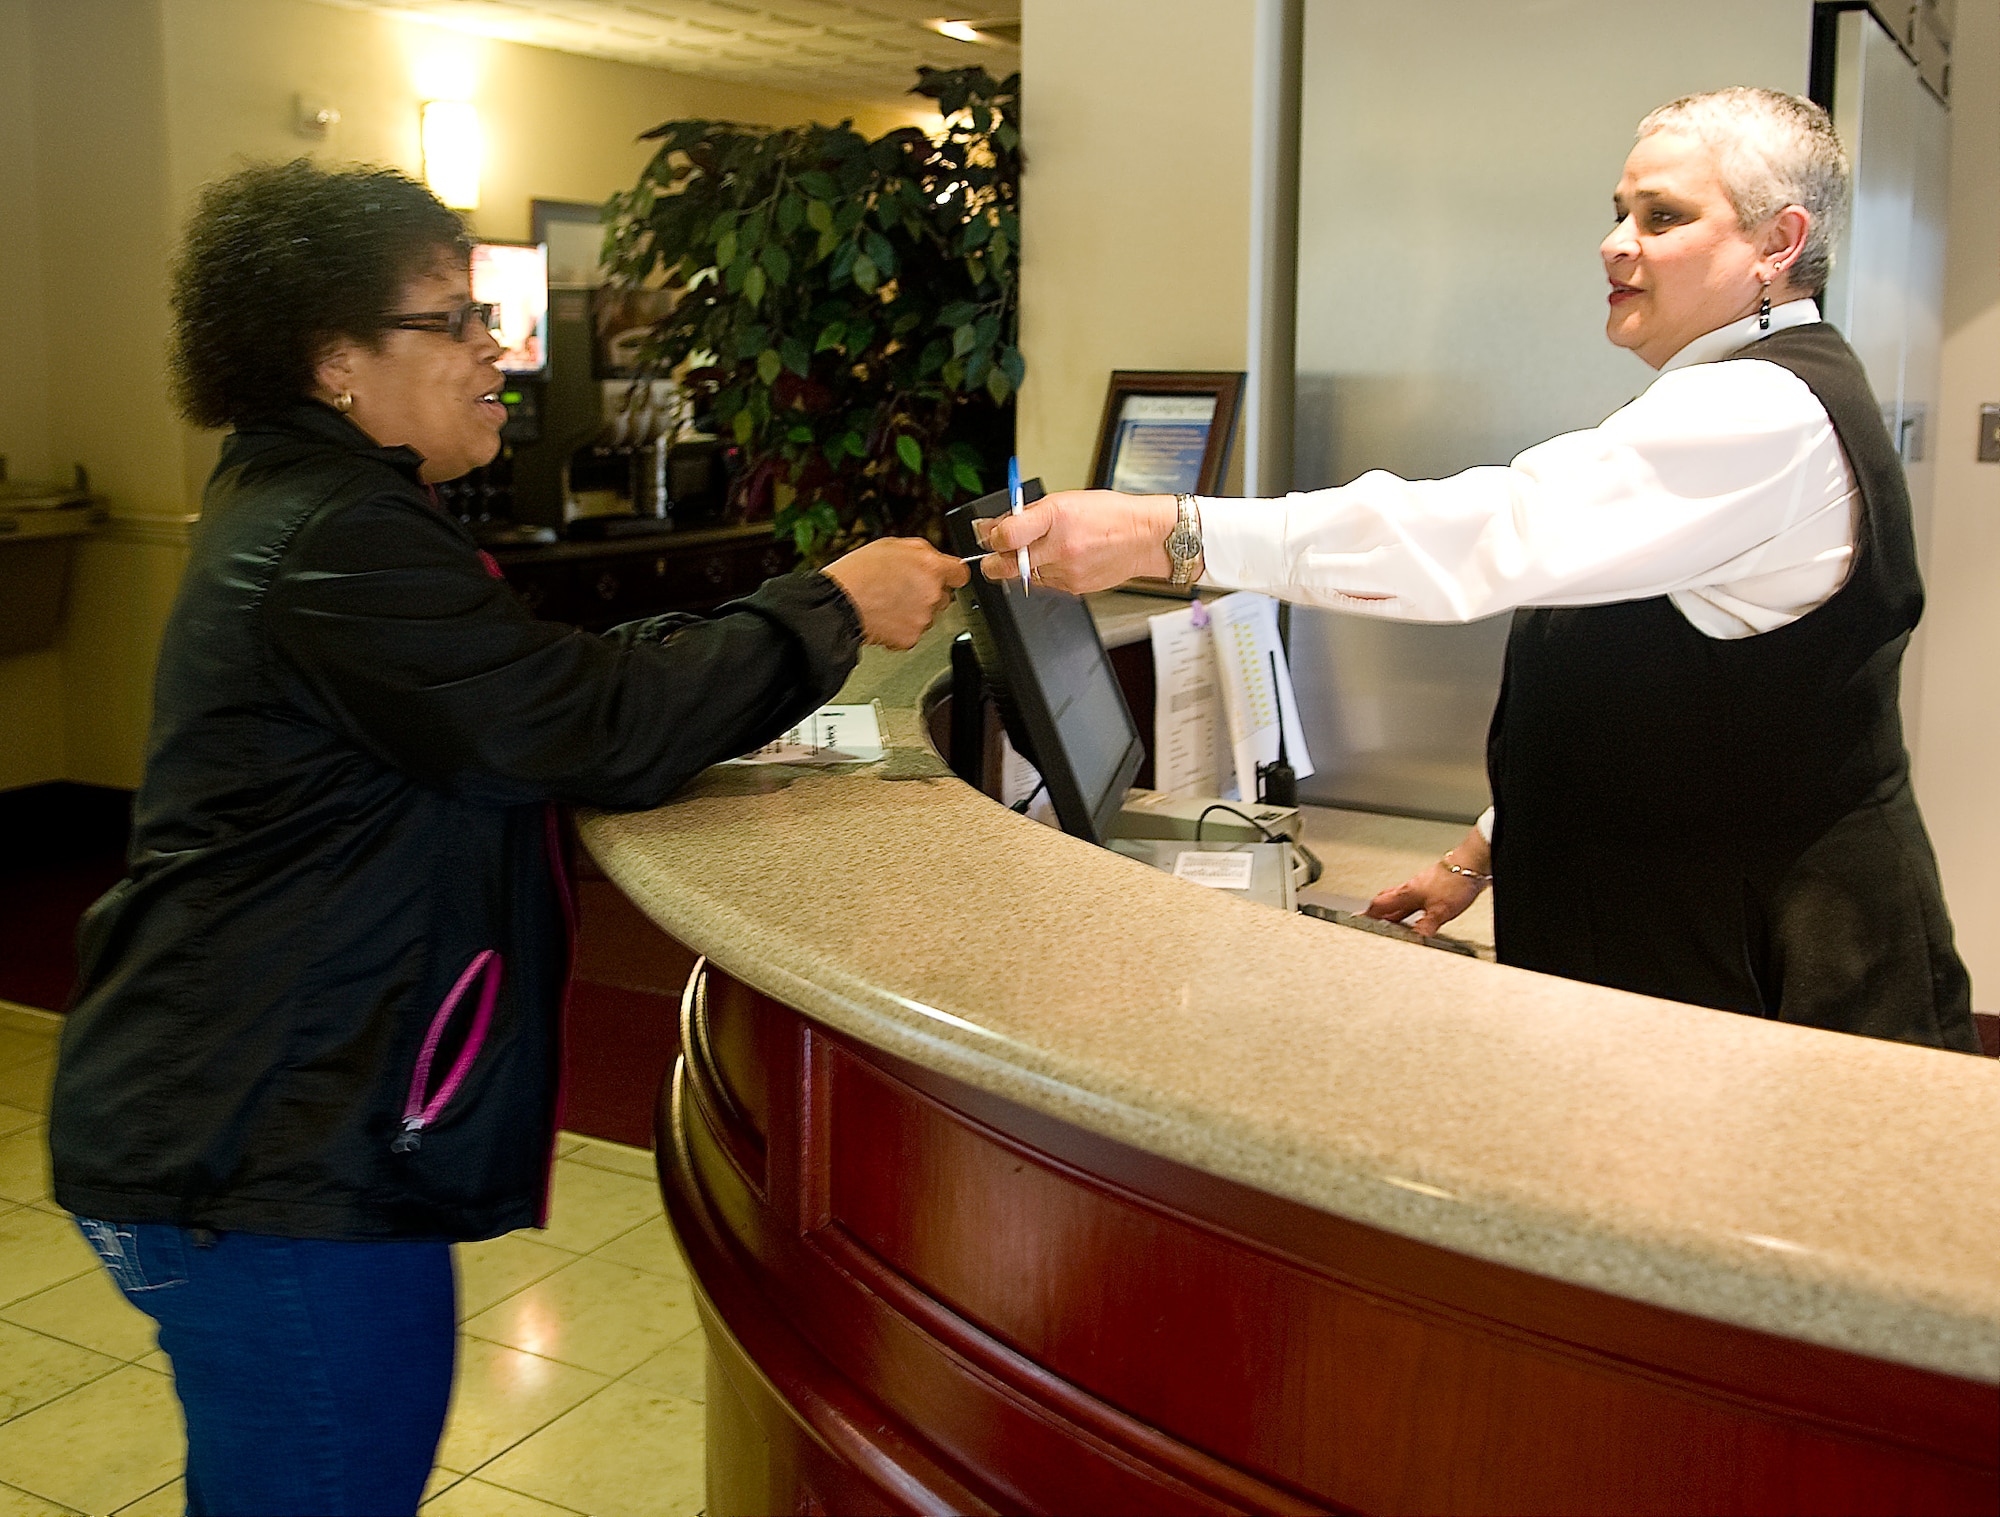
<box><xmin>0</xmin><ymin>0</ymin><xmax>65</xmax><ymax>792</ymax></box>
<box><xmin>1017</xmin><ymin>0</ymin><xmax>1256</xmax><ymax>495</ymax></box>
<box><xmin>1911</xmin><ymin>0</ymin><xmax>2000</xmax><ymax>993</ymax></box>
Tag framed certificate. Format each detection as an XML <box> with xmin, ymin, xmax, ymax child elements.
<box><xmin>1089</xmin><ymin>370</ymin><xmax>1245</xmax><ymax>496</ymax></box>
<box><xmin>1091</xmin><ymin>371</ymin><xmax>1245</xmax><ymax>596</ymax></box>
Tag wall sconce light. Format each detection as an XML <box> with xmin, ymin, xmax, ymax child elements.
<box><xmin>421</xmin><ymin>100</ymin><xmax>481</xmax><ymax>210</ymax></box>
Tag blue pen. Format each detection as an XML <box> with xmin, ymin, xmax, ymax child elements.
<box><xmin>1007</xmin><ymin>456</ymin><xmax>1031</xmax><ymax>592</ymax></box>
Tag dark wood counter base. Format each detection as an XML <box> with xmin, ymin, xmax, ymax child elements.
<box><xmin>658</xmin><ymin>958</ymin><xmax>1998</xmax><ymax>1516</ymax></box>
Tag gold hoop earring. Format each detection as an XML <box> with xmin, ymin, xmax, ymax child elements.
<box><xmin>334</xmin><ymin>391</ymin><xmax>354</xmax><ymax>414</ymax></box>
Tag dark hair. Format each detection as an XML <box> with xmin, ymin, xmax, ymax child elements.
<box><xmin>169</xmin><ymin>159</ymin><xmax>468</xmax><ymax>428</ymax></box>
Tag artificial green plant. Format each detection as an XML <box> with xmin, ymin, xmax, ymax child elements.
<box><xmin>601</xmin><ymin>66</ymin><xmax>1022</xmax><ymax>565</ymax></box>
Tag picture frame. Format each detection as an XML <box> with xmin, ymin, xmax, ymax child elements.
<box><xmin>531</xmin><ymin>198</ymin><xmax>610</xmax><ymax>289</ymax></box>
<box><xmin>1090</xmin><ymin>370</ymin><xmax>1246</xmax><ymax>597</ymax></box>
<box><xmin>1088</xmin><ymin>370</ymin><xmax>1246</xmax><ymax>497</ymax></box>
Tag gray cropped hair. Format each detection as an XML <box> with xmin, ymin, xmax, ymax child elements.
<box><xmin>1636</xmin><ymin>87</ymin><xmax>1850</xmax><ymax>293</ymax></box>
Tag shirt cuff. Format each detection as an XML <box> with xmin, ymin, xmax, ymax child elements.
<box><xmin>1475</xmin><ymin>807</ymin><xmax>1495</xmax><ymax>844</ymax></box>
<box><xmin>1193</xmin><ymin>495</ymin><xmax>1289</xmax><ymax>592</ymax></box>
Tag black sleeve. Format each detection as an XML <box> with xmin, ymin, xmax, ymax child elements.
<box><xmin>263</xmin><ymin>493</ymin><xmax>862</xmax><ymax>809</ymax></box>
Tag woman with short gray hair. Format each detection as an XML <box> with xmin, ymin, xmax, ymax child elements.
<box><xmin>979</xmin><ymin>87</ymin><xmax>1978</xmax><ymax>1052</ymax></box>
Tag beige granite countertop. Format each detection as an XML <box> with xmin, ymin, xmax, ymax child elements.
<box><xmin>582</xmin><ymin>593</ymin><xmax>2000</xmax><ymax>1384</ymax></box>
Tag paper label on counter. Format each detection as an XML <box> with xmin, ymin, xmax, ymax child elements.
<box><xmin>730</xmin><ymin>703</ymin><xmax>885</xmax><ymax>765</ymax></box>
<box><xmin>1172</xmin><ymin>850</ymin><xmax>1256</xmax><ymax>890</ymax></box>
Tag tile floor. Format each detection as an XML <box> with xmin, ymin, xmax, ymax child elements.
<box><xmin>0</xmin><ymin>1000</ymin><xmax>708</xmax><ymax>1516</ymax></box>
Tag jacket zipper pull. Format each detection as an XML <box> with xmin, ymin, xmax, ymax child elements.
<box><xmin>392</xmin><ymin>1116</ymin><xmax>425</xmax><ymax>1154</ymax></box>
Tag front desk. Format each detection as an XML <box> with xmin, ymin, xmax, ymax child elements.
<box><xmin>580</xmin><ymin>593</ymin><xmax>2000</xmax><ymax>1516</ymax></box>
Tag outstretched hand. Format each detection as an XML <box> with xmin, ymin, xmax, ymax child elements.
<box><xmin>974</xmin><ymin>490</ymin><xmax>1180</xmax><ymax>594</ymax></box>
<box><xmin>821</xmin><ymin>538</ymin><xmax>969</xmax><ymax>650</ymax></box>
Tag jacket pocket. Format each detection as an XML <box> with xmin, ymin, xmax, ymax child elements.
<box><xmin>393</xmin><ymin>949</ymin><xmax>503</xmax><ymax>1154</ymax></box>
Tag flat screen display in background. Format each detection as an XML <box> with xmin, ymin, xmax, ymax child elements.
<box><xmin>471</xmin><ymin>242</ymin><xmax>550</xmax><ymax>376</ymax></box>
<box><xmin>1107</xmin><ymin>394</ymin><xmax>1218</xmax><ymax>494</ymax></box>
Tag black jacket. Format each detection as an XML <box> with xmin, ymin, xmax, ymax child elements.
<box><xmin>50</xmin><ymin>402</ymin><xmax>861</xmax><ymax>1239</ymax></box>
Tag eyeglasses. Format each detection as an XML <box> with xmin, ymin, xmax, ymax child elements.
<box><xmin>385</xmin><ymin>301</ymin><xmax>498</xmax><ymax>342</ymax></box>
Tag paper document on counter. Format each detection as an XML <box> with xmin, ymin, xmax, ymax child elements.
<box><xmin>1208</xmin><ymin>592</ymin><xmax>1312</xmax><ymax>800</ymax></box>
<box><xmin>730</xmin><ymin>703</ymin><xmax>885</xmax><ymax>765</ymax></box>
<box><xmin>1172</xmin><ymin>850</ymin><xmax>1256</xmax><ymax>890</ymax></box>
<box><xmin>1148</xmin><ymin>601</ymin><xmax>1234</xmax><ymax>799</ymax></box>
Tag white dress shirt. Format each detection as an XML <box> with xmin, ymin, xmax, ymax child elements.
<box><xmin>1195</xmin><ymin>299</ymin><xmax>1860</xmax><ymax>844</ymax></box>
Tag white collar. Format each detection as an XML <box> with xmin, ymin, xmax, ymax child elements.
<box><xmin>1662</xmin><ymin>298</ymin><xmax>1821</xmax><ymax>372</ymax></box>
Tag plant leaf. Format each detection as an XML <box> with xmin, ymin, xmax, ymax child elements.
<box><xmin>760</xmin><ymin>244</ymin><xmax>791</xmax><ymax>285</ymax></box>
<box><xmin>862</xmin><ymin>230</ymin><xmax>897</xmax><ymax>277</ymax></box>
<box><xmin>953</xmin><ymin>460</ymin><xmax>983</xmax><ymax>492</ymax></box>
<box><xmin>895</xmin><ymin>434</ymin><xmax>923</xmax><ymax>473</ymax></box>
<box><xmin>851</xmin><ymin>252</ymin><xmax>878</xmax><ymax>293</ymax></box>
<box><xmin>814</xmin><ymin>322</ymin><xmax>845</xmax><ymax>353</ymax></box>
<box><xmin>951</xmin><ymin>322</ymin><xmax>977</xmax><ymax>357</ymax></box>
<box><xmin>780</xmin><ymin>336</ymin><xmax>811</xmax><ymax>376</ymax></box>
<box><xmin>806</xmin><ymin>198</ymin><xmax>833</xmax><ymax>233</ymax></box>
<box><xmin>715</xmin><ymin>229</ymin><xmax>737</xmax><ymax>268</ymax></box>
<box><xmin>985</xmin><ymin>366</ymin><xmax>1012</xmax><ymax>404</ymax></box>
<box><xmin>733</xmin><ymin>409</ymin><xmax>755</xmax><ymax>444</ymax></box>
<box><xmin>776</xmin><ymin>192</ymin><xmax>803</xmax><ymax>236</ymax></box>
<box><xmin>757</xmin><ymin>348</ymin><xmax>782</xmax><ymax>386</ymax></box>
<box><xmin>744</xmin><ymin>264</ymin><xmax>767</xmax><ymax>305</ymax></box>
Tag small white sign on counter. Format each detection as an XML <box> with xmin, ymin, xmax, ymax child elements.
<box><xmin>1171</xmin><ymin>850</ymin><xmax>1256</xmax><ymax>890</ymax></box>
<box><xmin>730</xmin><ymin>703</ymin><xmax>885</xmax><ymax>765</ymax></box>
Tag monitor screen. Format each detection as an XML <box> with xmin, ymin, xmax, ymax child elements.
<box><xmin>945</xmin><ymin>483</ymin><xmax>1145</xmax><ymax>846</ymax></box>
<box><xmin>470</xmin><ymin>242</ymin><xmax>549</xmax><ymax>376</ymax></box>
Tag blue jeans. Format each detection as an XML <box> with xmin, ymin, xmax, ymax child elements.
<box><xmin>75</xmin><ymin>1220</ymin><xmax>455</xmax><ymax>1517</ymax></box>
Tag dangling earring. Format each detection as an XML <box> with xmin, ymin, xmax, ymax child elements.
<box><xmin>1757</xmin><ymin>281</ymin><xmax>1772</xmax><ymax>332</ymax></box>
<box><xmin>334</xmin><ymin>391</ymin><xmax>354</xmax><ymax>414</ymax></box>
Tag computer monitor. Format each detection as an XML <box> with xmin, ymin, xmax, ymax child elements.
<box><xmin>470</xmin><ymin>241</ymin><xmax>550</xmax><ymax>376</ymax></box>
<box><xmin>945</xmin><ymin>483</ymin><xmax>1146</xmax><ymax>846</ymax></box>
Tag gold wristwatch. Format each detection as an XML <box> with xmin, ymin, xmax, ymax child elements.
<box><xmin>1164</xmin><ymin>493</ymin><xmax>1203</xmax><ymax>587</ymax></box>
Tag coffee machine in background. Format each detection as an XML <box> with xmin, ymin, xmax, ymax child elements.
<box><xmin>440</xmin><ymin>273</ymin><xmax>737</xmax><ymax>544</ymax></box>
<box><xmin>437</xmin><ymin>279</ymin><xmax>593</xmax><ymax>544</ymax></box>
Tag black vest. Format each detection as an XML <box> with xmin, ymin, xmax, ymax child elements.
<box><xmin>1486</xmin><ymin>323</ymin><xmax>1976</xmax><ymax>1052</ymax></box>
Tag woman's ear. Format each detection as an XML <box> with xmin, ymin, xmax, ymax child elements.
<box><xmin>312</xmin><ymin>338</ymin><xmax>359</xmax><ymax>407</ymax></box>
<box><xmin>1762</xmin><ymin>206</ymin><xmax>1813</xmax><ymax>293</ymax></box>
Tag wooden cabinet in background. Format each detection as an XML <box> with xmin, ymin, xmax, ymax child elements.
<box><xmin>492</xmin><ymin>523</ymin><xmax>798</xmax><ymax>631</ymax></box>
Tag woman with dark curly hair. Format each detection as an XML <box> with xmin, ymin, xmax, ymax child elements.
<box><xmin>47</xmin><ymin>159</ymin><xmax>965</xmax><ymax>1515</ymax></box>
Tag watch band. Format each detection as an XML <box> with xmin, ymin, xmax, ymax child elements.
<box><xmin>1165</xmin><ymin>493</ymin><xmax>1203</xmax><ymax>586</ymax></box>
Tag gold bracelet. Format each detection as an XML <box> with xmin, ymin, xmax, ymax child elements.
<box><xmin>1441</xmin><ymin>857</ymin><xmax>1493</xmax><ymax>885</ymax></box>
